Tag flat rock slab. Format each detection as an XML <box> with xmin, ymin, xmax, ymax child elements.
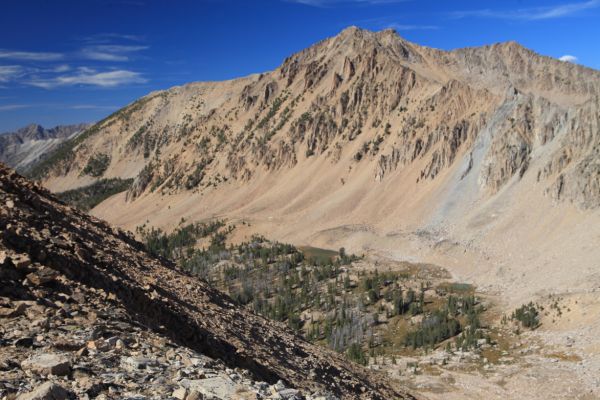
<box><xmin>16</xmin><ymin>382</ymin><xmax>72</xmax><ymax>400</ymax></box>
<box><xmin>181</xmin><ymin>376</ymin><xmax>239</xmax><ymax>399</ymax></box>
<box><xmin>277</xmin><ymin>388</ymin><xmax>302</xmax><ymax>399</ymax></box>
<box><xmin>21</xmin><ymin>354</ymin><xmax>71</xmax><ymax>376</ymax></box>
<box><xmin>0</xmin><ymin>302</ymin><xmax>28</xmax><ymax>318</ymax></box>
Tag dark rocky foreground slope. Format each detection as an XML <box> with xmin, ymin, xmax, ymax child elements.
<box><xmin>0</xmin><ymin>163</ymin><xmax>414</xmax><ymax>399</ymax></box>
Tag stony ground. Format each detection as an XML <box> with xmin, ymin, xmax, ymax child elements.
<box><xmin>0</xmin><ymin>260</ymin><xmax>315</xmax><ymax>400</ymax></box>
<box><xmin>0</xmin><ymin>164</ymin><xmax>414</xmax><ymax>400</ymax></box>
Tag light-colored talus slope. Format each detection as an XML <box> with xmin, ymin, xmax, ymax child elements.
<box><xmin>37</xmin><ymin>27</ymin><xmax>600</xmax><ymax>302</ymax></box>
<box><xmin>0</xmin><ymin>163</ymin><xmax>414</xmax><ymax>399</ymax></box>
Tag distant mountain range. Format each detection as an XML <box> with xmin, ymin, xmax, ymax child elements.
<box><xmin>0</xmin><ymin>123</ymin><xmax>89</xmax><ymax>173</ymax></box>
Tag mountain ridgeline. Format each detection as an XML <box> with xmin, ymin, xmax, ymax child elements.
<box><xmin>35</xmin><ymin>27</ymin><xmax>599</xmax><ymax>211</ymax></box>
<box><xmin>0</xmin><ymin>123</ymin><xmax>89</xmax><ymax>174</ymax></box>
<box><xmin>9</xmin><ymin>26</ymin><xmax>600</xmax><ymax>400</ymax></box>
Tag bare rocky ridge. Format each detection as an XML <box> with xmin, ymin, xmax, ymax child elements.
<box><xmin>0</xmin><ymin>163</ymin><xmax>414</xmax><ymax>400</ymax></box>
<box><xmin>0</xmin><ymin>124</ymin><xmax>89</xmax><ymax>174</ymax></box>
<box><xmin>38</xmin><ymin>27</ymin><xmax>599</xmax><ymax>209</ymax></box>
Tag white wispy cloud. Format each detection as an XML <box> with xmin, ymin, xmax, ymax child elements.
<box><xmin>81</xmin><ymin>44</ymin><xmax>149</xmax><ymax>62</ymax></box>
<box><xmin>0</xmin><ymin>66</ymin><xmax>24</xmax><ymax>82</ymax></box>
<box><xmin>81</xmin><ymin>33</ymin><xmax>145</xmax><ymax>44</ymax></box>
<box><xmin>27</xmin><ymin>68</ymin><xmax>147</xmax><ymax>89</ymax></box>
<box><xmin>289</xmin><ymin>0</ymin><xmax>409</xmax><ymax>7</ymax></box>
<box><xmin>0</xmin><ymin>104</ymin><xmax>30</xmax><ymax>111</ymax></box>
<box><xmin>0</xmin><ymin>50</ymin><xmax>64</xmax><ymax>61</ymax></box>
<box><xmin>0</xmin><ymin>32</ymin><xmax>149</xmax><ymax>90</ymax></box>
<box><xmin>451</xmin><ymin>0</ymin><xmax>600</xmax><ymax>20</ymax></box>
<box><xmin>559</xmin><ymin>54</ymin><xmax>578</xmax><ymax>63</ymax></box>
<box><xmin>350</xmin><ymin>16</ymin><xmax>438</xmax><ymax>31</ymax></box>
<box><xmin>53</xmin><ymin>64</ymin><xmax>71</xmax><ymax>73</ymax></box>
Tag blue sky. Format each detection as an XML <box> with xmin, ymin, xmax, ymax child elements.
<box><xmin>1</xmin><ymin>0</ymin><xmax>598</xmax><ymax>132</ymax></box>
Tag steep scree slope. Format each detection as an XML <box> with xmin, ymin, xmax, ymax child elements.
<box><xmin>0</xmin><ymin>163</ymin><xmax>414</xmax><ymax>399</ymax></box>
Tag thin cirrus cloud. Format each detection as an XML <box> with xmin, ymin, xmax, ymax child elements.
<box><xmin>0</xmin><ymin>104</ymin><xmax>30</xmax><ymax>111</ymax></box>
<box><xmin>0</xmin><ymin>33</ymin><xmax>148</xmax><ymax>89</ymax></box>
<box><xmin>53</xmin><ymin>65</ymin><xmax>71</xmax><ymax>73</ymax></box>
<box><xmin>351</xmin><ymin>16</ymin><xmax>438</xmax><ymax>31</ymax></box>
<box><xmin>0</xmin><ymin>66</ymin><xmax>24</xmax><ymax>82</ymax></box>
<box><xmin>289</xmin><ymin>0</ymin><xmax>409</xmax><ymax>7</ymax></box>
<box><xmin>0</xmin><ymin>50</ymin><xmax>64</xmax><ymax>61</ymax></box>
<box><xmin>386</xmin><ymin>23</ymin><xmax>438</xmax><ymax>30</ymax></box>
<box><xmin>451</xmin><ymin>0</ymin><xmax>600</xmax><ymax>20</ymax></box>
<box><xmin>81</xmin><ymin>33</ymin><xmax>145</xmax><ymax>44</ymax></box>
<box><xmin>69</xmin><ymin>104</ymin><xmax>118</xmax><ymax>110</ymax></box>
<box><xmin>80</xmin><ymin>44</ymin><xmax>149</xmax><ymax>62</ymax></box>
<box><xmin>27</xmin><ymin>68</ymin><xmax>147</xmax><ymax>89</ymax></box>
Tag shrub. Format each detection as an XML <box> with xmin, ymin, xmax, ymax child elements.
<box><xmin>346</xmin><ymin>343</ymin><xmax>368</xmax><ymax>365</ymax></box>
<box><xmin>82</xmin><ymin>153</ymin><xmax>110</xmax><ymax>177</ymax></box>
<box><xmin>512</xmin><ymin>302</ymin><xmax>540</xmax><ymax>329</ymax></box>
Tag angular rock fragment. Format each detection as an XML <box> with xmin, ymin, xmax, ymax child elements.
<box><xmin>21</xmin><ymin>354</ymin><xmax>71</xmax><ymax>376</ymax></box>
<box><xmin>16</xmin><ymin>382</ymin><xmax>72</xmax><ymax>400</ymax></box>
<box><xmin>0</xmin><ymin>302</ymin><xmax>27</xmax><ymax>318</ymax></box>
<box><xmin>26</xmin><ymin>267</ymin><xmax>59</xmax><ymax>286</ymax></box>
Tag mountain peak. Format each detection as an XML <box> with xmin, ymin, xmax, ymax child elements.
<box><xmin>339</xmin><ymin>25</ymin><xmax>362</xmax><ymax>35</ymax></box>
<box><xmin>335</xmin><ymin>26</ymin><xmax>404</xmax><ymax>42</ymax></box>
<box><xmin>376</xmin><ymin>27</ymin><xmax>401</xmax><ymax>38</ymax></box>
<box><xmin>494</xmin><ymin>40</ymin><xmax>529</xmax><ymax>53</ymax></box>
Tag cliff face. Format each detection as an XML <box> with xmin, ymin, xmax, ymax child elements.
<box><xmin>0</xmin><ymin>123</ymin><xmax>89</xmax><ymax>173</ymax></box>
<box><xmin>0</xmin><ymin>163</ymin><xmax>412</xmax><ymax>399</ymax></box>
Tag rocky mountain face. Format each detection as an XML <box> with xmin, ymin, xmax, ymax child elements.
<box><xmin>0</xmin><ymin>163</ymin><xmax>413</xmax><ymax>399</ymax></box>
<box><xmin>0</xmin><ymin>123</ymin><xmax>89</xmax><ymax>174</ymax></box>
<box><xmin>36</xmin><ymin>27</ymin><xmax>599</xmax><ymax>209</ymax></box>
<box><xmin>33</xmin><ymin>27</ymin><xmax>600</xmax><ymax>313</ymax></box>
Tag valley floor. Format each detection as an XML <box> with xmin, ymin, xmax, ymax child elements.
<box><xmin>386</xmin><ymin>291</ymin><xmax>600</xmax><ymax>400</ymax></box>
<box><xmin>91</xmin><ymin>191</ymin><xmax>600</xmax><ymax>399</ymax></box>
<box><xmin>92</xmin><ymin>182</ymin><xmax>600</xmax><ymax>399</ymax></box>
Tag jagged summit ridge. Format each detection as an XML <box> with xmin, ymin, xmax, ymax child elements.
<box><xmin>30</xmin><ymin>26</ymin><xmax>600</xmax><ymax>231</ymax></box>
<box><xmin>0</xmin><ymin>123</ymin><xmax>89</xmax><ymax>174</ymax></box>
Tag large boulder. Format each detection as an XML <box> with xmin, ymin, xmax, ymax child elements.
<box><xmin>16</xmin><ymin>382</ymin><xmax>72</xmax><ymax>400</ymax></box>
<box><xmin>21</xmin><ymin>354</ymin><xmax>71</xmax><ymax>376</ymax></box>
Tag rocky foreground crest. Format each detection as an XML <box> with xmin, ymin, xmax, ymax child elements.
<box><xmin>0</xmin><ymin>163</ymin><xmax>414</xmax><ymax>399</ymax></box>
